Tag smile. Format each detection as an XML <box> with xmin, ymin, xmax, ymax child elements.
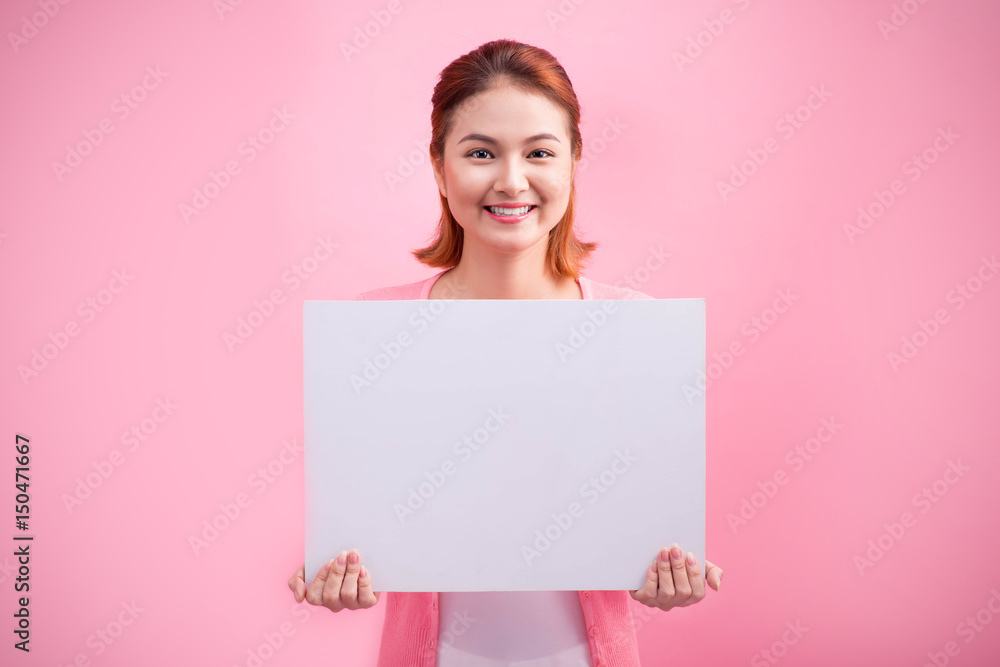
<box><xmin>483</xmin><ymin>205</ymin><xmax>537</xmax><ymax>223</ymax></box>
<box><xmin>484</xmin><ymin>205</ymin><xmax>536</xmax><ymax>216</ymax></box>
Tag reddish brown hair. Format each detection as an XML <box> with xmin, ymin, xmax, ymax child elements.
<box><xmin>411</xmin><ymin>39</ymin><xmax>597</xmax><ymax>279</ymax></box>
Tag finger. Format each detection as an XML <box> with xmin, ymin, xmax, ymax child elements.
<box><xmin>631</xmin><ymin>561</ymin><xmax>659</xmax><ymax>605</ymax></box>
<box><xmin>358</xmin><ymin>565</ymin><xmax>379</xmax><ymax>607</ymax></box>
<box><xmin>339</xmin><ymin>550</ymin><xmax>363</xmax><ymax>610</ymax></box>
<box><xmin>684</xmin><ymin>552</ymin><xmax>706</xmax><ymax>604</ymax></box>
<box><xmin>289</xmin><ymin>564</ymin><xmax>306</xmax><ymax>603</ymax></box>
<box><xmin>322</xmin><ymin>551</ymin><xmax>349</xmax><ymax>612</ymax></box>
<box><xmin>655</xmin><ymin>547</ymin><xmax>675</xmax><ymax>606</ymax></box>
<box><xmin>705</xmin><ymin>559</ymin><xmax>723</xmax><ymax>591</ymax></box>
<box><xmin>667</xmin><ymin>544</ymin><xmax>692</xmax><ymax>603</ymax></box>
<box><xmin>288</xmin><ymin>564</ymin><xmax>302</xmax><ymax>591</ymax></box>
<box><xmin>305</xmin><ymin>558</ymin><xmax>334</xmax><ymax>606</ymax></box>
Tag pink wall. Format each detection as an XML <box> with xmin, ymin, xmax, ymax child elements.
<box><xmin>2</xmin><ymin>0</ymin><xmax>999</xmax><ymax>665</ymax></box>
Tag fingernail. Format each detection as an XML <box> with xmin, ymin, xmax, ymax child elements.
<box><xmin>685</xmin><ymin>551</ymin><xmax>696</xmax><ymax>566</ymax></box>
<box><xmin>671</xmin><ymin>544</ymin><xmax>682</xmax><ymax>560</ymax></box>
<box><xmin>336</xmin><ymin>551</ymin><xmax>347</xmax><ymax>566</ymax></box>
<box><xmin>349</xmin><ymin>551</ymin><xmax>359</xmax><ymax>565</ymax></box>
<box><xmin>360</xmin><ymin>565</ymin><xmax>368</xmax><ymax>579</ymax></box>
<box><xmin>660</xmin><ymin>548</ymin><xmax>671</xmax><ymax>563</ymax></box>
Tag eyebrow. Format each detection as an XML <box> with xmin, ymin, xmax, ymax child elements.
<box><xmin>457</xmin><ymin>133</ymin><xmax>561</xmax><ymax>145</ymax></box>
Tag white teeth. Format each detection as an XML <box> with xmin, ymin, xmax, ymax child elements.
<box><xmin>487</xmin><ymin>205</ymin><xmax>533</xmax><ymax>216</ymax></box>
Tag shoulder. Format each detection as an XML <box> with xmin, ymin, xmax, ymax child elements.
<box><xmin>583</xmin><ymin>276</ymin><xmax>655</xmax><ymax>300</ymax></box>
<box><xmin>355</xmin><ymin>272</ymin><xmax>439</xmax><ymax>301</ymax></box>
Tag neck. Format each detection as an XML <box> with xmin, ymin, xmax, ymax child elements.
<box><xmin>444</xmin><ymin>242</ymin><xmax>574</xmax><ymax>300</ymax></box>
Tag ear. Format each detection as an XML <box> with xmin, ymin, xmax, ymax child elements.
<box><xmin>432</xmin><ymin>156</ymin><xmax>447</xmax><ymax>199</ymax></box>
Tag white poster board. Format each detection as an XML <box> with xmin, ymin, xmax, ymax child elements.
<box><xmin>303</xmin><ymin>297</ymin><xmax>705</xmax><ymax>592</ymax></box>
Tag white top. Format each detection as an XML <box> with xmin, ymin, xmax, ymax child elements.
<box><xmin>437</xmin><ymin>591</ymin><xmax>593</xmax><ymax>666</ymax></box>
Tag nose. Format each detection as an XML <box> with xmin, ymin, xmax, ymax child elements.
<box><xmin>493</xmin><ymin>157</ymin><xmax>529</xmax><ymax>195</ymax></box>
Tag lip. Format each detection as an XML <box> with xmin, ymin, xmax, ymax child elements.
<box><xmin>483</xmin><ymin>204</ymin><xmax>537</xmax><ymax>223</ymax></box>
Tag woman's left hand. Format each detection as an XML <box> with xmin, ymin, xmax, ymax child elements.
<box><xmin>629</xmin><ymin>543</ymin><xmax>723</xmax><ymax>611</ymax></box>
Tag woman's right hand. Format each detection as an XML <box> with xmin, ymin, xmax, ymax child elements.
<box><xmin>288</xmin><ymin>550</ymin><xmax>381</xmax><ymax>612</ymax></box>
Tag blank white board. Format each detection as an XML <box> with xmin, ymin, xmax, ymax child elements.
<box><xmin>303</xmin><ymin>297</ymin><xmax>705</xmax><ymax>592</ymax></box>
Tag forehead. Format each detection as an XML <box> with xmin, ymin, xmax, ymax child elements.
<box><xmin>449</xmin><ymin>85</ymin><xmax>569</xmax><ymax>143</ymax></box>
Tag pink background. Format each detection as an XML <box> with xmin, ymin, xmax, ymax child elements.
<box><xmin>2</xmin><ymin>0</ymin><xmax>999</xmax><ymax>665</ymax></box>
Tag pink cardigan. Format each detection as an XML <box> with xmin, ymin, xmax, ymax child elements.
<box><xmin>357</xmin><ymin>268</ymin><xmax>654</xmax><ymax>667</ymax></box>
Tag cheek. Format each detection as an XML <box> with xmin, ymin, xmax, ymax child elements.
<box><xmin>540</xmin><ymin>169</ymin><xmax>572</xmax><ymax>197</ymax></box>
<box><xmin>446</xmin><ymin>166</ymin><xmax>490</xmax><ymax>203</ymax></box>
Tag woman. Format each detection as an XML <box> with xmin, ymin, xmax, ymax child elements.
<box><xmin>289</xmin><ymin>39</ymin><xmax>723</xmax><ymax>666</ymax></box>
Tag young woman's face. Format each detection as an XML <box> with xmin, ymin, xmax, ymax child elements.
<box><xmin>433</xmin><ymin>84</ymin><xmax>577</xmax><ymax>257</ymax></box>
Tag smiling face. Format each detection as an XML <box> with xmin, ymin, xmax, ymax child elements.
<box><xmin>432</xmin><ymin>83</ymin><xmax>577</xmax><ymax>257</ymax></box>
